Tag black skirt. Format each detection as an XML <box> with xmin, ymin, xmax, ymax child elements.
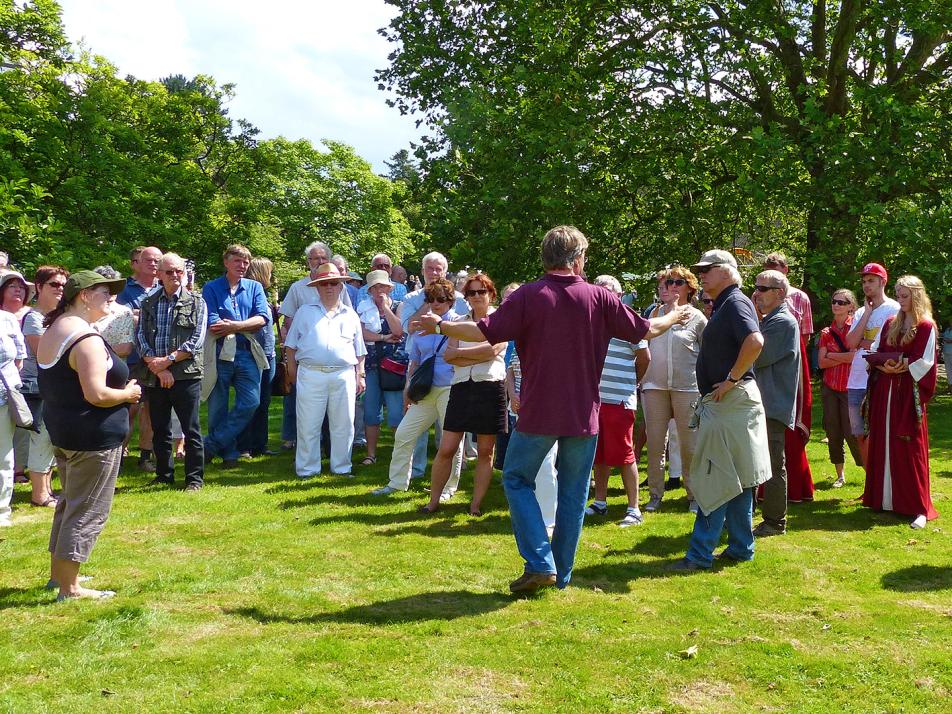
<box><xmin>442</xmin><ymin>379</ymin><xmax>508</xmax><ymax>435</ymax></box>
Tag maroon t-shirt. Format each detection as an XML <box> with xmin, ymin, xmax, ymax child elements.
<box><xmin>478</xmin><ymin>273</ymin><xmax>650</xmax><ymax>436</ymax></box>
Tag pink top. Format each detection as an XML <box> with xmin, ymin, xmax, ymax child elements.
<box><xmin>478</xmin><ymin>274</ymin><xmax>649</xmax><ymax>436</ymax></box>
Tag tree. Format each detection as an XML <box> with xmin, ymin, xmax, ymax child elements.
<box><xmin>378</xmin><ymin>1</ymin><xmax>952</xmax><ymax>308</ymax></box>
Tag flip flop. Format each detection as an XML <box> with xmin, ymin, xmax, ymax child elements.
<box><xmin>31</xmin><ymin>497</ymin><xmax>58</xmax><ymax>508</ymax></box>
<box><xmin>360</xmin><ymin>456</ymin><xmax>377</xmax><ymax>466</ymax></box>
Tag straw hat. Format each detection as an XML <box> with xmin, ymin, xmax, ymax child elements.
<box><xmin>364</xmin><ymin>270</ymin><xmax>393</xmax><ymax>290</ymax></box>
<box><xmin>307</xmin><ymin>263</ymin><xmax>344</xmax><ymax>286</ymax></box>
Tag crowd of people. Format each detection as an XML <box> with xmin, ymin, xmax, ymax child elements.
<box><xmin>0</xmin><ymin>228</ymin><xmax>943</xmax><ymax>599</ymax></box>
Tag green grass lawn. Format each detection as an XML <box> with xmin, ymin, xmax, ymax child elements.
<box><xmin>2</xmin><ymin>384</ymin><xmax>950</xmax><ymax>712</ymax></box>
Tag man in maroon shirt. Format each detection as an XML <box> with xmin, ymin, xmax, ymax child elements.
<box><xmin>412</xmin><ymin>226</ymin><xmax>689</xmax><ymax>593</ymax></box>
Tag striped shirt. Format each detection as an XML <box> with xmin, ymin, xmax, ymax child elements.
<box><xmin>598</xmin><ymin>337</ymin><xmax>648</xmax><ymax>409</ymax></box>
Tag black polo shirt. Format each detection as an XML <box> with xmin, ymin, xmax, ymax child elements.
<box><xmin>695</xmin><ymin>284</ymin><xmax>761</xmax><ymax>396</ymax></box>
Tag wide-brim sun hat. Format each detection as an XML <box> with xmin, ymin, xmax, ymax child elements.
<box><xmin>62</xmin><ymin>270</ymin><xmax>126</xmax><ymax>302</ymax></box>
<box><xmin>0</xmin><ymin>270</ymin><xmax>36</xmax><ymax>303</ymax></box>
<box><xmin>307</xmin><ymin>262</ymin><xmax>344</xmax><ymax>286</ymax></box>
<box><xmin>692</xmin><ymin>249</ymin><xmax>738</xmax><ymax>269</ymax></box>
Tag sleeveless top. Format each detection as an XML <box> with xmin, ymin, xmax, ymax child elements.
<box><xmin>38</xmin><ymin>332</ymin><xmax>130</xmax><ymax>450</ymax></box>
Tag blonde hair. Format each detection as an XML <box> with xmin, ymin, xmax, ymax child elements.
<box><xmin>246</xmin><ymin>257</ymin><xmax>274</xmax><ymax>290</ymax></box>
<box><xmin>659</xmin><ymin>266</ymin><xmax>700</xmax><ymax>300</ymax></box>
<box><xmin>886</xmin><ymin>275</ymin><xmax>933</xmax><ymax>346</ymax></box>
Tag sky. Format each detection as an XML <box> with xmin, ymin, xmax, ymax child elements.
<box><xmin>57</xmin><ymin>0</ymin><xmax>422</xmax><ymax>173</ymax></box>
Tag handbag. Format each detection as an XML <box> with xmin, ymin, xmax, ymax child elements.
<box><xmin>0</xmin><ymin>369</ymin><xmax>35</xmax><ymax>431</ymax></box>
<box><xmin>406</xmin><ymin>336</ymin><xmax>447</xmax><ymax>402</ymax></box>
<box><xmin>272</xmin><ymin>347</ymin><xmax>290</xmax><ymax>397</ymax></box>
<box><xmin>378</xmin><ymin>357</ymin><xmax>408</xmax><ymax>392</ymax></box>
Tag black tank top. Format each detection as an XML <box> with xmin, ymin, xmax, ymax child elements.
<box><xmin>38</xmin><ymin>332</ymin><xmax>130</xmax><ymax>450</ymax></box>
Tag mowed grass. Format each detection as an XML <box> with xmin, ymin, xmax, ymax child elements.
<box><xmin>2</xmin><ymin>382</ymin><xmax>950</xmax><ymax>713</ymax></box>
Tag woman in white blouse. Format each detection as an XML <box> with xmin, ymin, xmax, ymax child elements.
<box><xmin>641</xmin><ymin>266</ymin><xmax>707</xmax><ymax>513</ymax></box>
<box><xmin>420</xmin><ymin>273</ymin><xmax>507</xmax><ymax>516</ymax></box>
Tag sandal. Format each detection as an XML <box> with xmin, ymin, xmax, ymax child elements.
<box><xmin>418</xmin><ymin>504</ymin><xmax>439</xmax><ymax>514</ymax></box>
<box><xmin>360</xmin><ymin>455</ymin><xmax>377</xmax><ymax>466</ymax></box>
<box><xmin>469</xmin><ymin>508</ymin><xmax>483</xmax><ymax>517</ymax></box>
<box><xmin>31</xmin><ymin>497</ymin><xmax>58</xmax><ymax>508</ymax></box>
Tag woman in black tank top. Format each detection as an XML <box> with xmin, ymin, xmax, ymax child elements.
<box><xmin>36</xmin><ymin>270</ymin><xmax>141</xmax><ymax>602</ymax></box>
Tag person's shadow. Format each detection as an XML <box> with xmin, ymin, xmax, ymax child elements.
<box><xmin>880</xmin><ymin>565</ymin><xmax>952</xmax><ymax>592</ymax></box>
<box><xmin>227</xmin><ymin>589</ymin><xmax>511</xmax><ymax>625</ymax></box>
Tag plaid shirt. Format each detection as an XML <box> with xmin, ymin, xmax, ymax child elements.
<box><xmin>786</xmin><ymin>287</ymin><xmax>814</xmax><ymax>336</ymax></box>
<box><xmin>136</xmin><ymin>288</ymin><xmax>207</xmax><ymax>358</ymax></box>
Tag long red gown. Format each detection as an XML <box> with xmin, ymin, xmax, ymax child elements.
<box><xmin>862</xmin><ymin>319</ymin><xmax>938</xmax><ymax>520</ymax></box>
<box><xmin>785</xmin><ymin>334</ymin><xmax>815</xmax><ymax>502</ymax></box>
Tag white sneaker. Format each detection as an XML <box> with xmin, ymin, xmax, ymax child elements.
<box><xmin>619</xmin><ymin>509</ymin><xmax>644</xmax><ymax>527</ymax></box>
<box><xmin>371</xmin><ymin>485</ymin><xmax>400</xmax><ymax>496</ymax></box>
<box><xmin>910</xmin><ymin>515</ymin><xmax>927</xmax><ymax>529</ymax></box>
<box><xmin>832</xmin><ymin>476</ymin><xmax>846</xmax><ymax>488</ymax></box>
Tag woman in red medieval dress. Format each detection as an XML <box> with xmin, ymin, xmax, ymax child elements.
<box><xmin>862</xmin><ymin>275</ymin><xmax>938</xmax><ymax>529</ymax></box>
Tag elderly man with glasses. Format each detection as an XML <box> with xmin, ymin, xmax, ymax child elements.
<box><xmin>136</xmin><ymin>253</ymin><xmax>207</xmax><ymax>490</ymax></box>
<box><xmin>670</xmin><ymin>250</ymin><xmax>772</xmax><ymax>571</ymax></box>
<box><xmin>750</xmin><ymin>270</ymin><xmax>800</xmax><ymax>537</ymax></box>
<box><xmin>356</xmin><ymin>254</ymin><xmax>407</xmax><ymax>305</ymax></box>
<box><xmin>284</xmin><ymin>263</ymin><xmax>366</xmax><ymax>478</ymax></box>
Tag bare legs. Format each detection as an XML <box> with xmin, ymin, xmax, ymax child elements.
<box><xmin>424</xmin><ymin>430</ymin><xmax>496</xmax><ymax>514</ymax></box>
<box><xmin>592</xmin><ymin>463</ymin><xmax>639</xmax><ymax>508</ymax></box>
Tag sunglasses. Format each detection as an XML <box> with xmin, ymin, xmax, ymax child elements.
<box><xmin>319</xmin><ymin>280</ymin><xmax>342</xmax><ymax>287</ymax></box>
<box><xmin>164</xmin><ymin>269</ymin><xmax>185</xmax><ymax>276</ymax></box>
<box><xmin>753</xmin><ymin>285</ymin><xmax>780</xmax><ymax>292</ymax></box>
<box><xmin>426</xmin><ymin>297</ymin><xmax>451</xmax><ymax>304</ymax></box>
<box><xmin>665</xmin><ymin>278</ymin><xmax>687</xmax><ymax>287</ymax></box>
<box><xmin>465</xmin><ymin>288</ymin><xmax>489</xmax><ymax>297</ymax></box>
<box><xmin>831</xmin><ymin>298</ymin><xmax>851</xmax><ymax>306</ymax></box>
<box><xmin>696</xmin><ymin>266</ymin><xmax>714</xmax><ymax>274</ymax></box>
<box><xmin>46</xmin><ymin>281</ymin><xmax>67</xmax><ymax>289</ymax></box>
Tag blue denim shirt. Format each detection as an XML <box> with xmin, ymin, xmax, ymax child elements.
<box><xmin>202</xmin><ymin>276</ymin><xmax>271</xmax><ymax>352</ymax></box>
<box><xmin>116</xmin><ymin>277</ymin><xmax>158</xmax><ymax>365</ymax></box>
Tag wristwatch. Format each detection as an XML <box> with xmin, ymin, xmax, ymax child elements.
<box><xmin>434</xmin><ymin>317</ymin><xmax>443</xmax><ymax>335</ymax></box>
<box><xmin>167</xmin><ymin>352</ymin><xmax>177</xmax><ymax>363</ymax></box>
<box><xmin>726</xmin><ymin>374</ymin><xmax>740</xmax><ymax>383</ymax></box>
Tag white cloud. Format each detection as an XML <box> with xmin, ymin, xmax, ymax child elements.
<box><xmin>58</xmin><ymin>0</ymin><xmax>421</xmax><ymax>172</ymax></box>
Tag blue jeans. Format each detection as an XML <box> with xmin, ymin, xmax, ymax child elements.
<box><xmin>502</xmin><ymin>430</ymin><xmax>598</xmax><ymax>588</ymax></box>
<box><xmin>363</xmin><ymin>369</ymin><xmax>404</xmax><ymax>428</ymax></box>
<box><xmin>685</xmin><ymin>488</ymin><xmax>755</xmax><ymax>568</ymax></box>
<box><xmin>205</xmin><ymin>350</ymin><xmax>262</xmax><ymax>460</ymax></box>
<box><xmin>237</xmin><ymin>354</ymin><xmax>276</xmax><ymax>454</ymax></box>
<box><xmin>847</xmin><ymin>388</ymin><xmax>866</xmax><ymax>437</ymax></box>
<box><xmin>282</xmin><ymin>385</ymin><xmax>297</xmax><ymax>442</ymax></box>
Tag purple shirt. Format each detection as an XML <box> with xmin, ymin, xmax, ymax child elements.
<box><xmin>478</xmin><ymin>274</ymin><xmax>650</xmax><ymax>436</ymax></box>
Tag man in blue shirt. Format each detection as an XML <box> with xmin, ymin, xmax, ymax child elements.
<box><xmin>355</xmin><ymin>254</ymin><xmax>408</xmax><ymax>305</ymax></box>
<box><xmin>202</xmin><ymin>244</ymin><xmax>270</xmax><ymax>467</ymax></box>
<box><xmin>118</xmin><ymin>245</ymin><xmax>161</xmax><ymax>471</ymax></box>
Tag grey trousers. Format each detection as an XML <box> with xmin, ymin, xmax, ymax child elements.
<box><xmin>48</xmin><ymin>446</ymin><xmax>122</xmax><ymax>563</ymax></box>
<box><xmin>761</xmin><ymin>418</ymin><xmax>788</xmax><ymax>529</ymax></box>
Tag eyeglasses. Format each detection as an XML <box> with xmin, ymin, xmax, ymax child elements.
<box><xmin>373</xmin><ymin>263</ymin><xmax>392</xmax><ymax>270</ymax></box>
<box><xmin>46</xmin><ymin>281</ymin><xmax>67</xmax><ymax>289</ymax></box>
<box><xmin>753</xmin><ymin>285</ymin><xmax>780</xmax><ymax>292</ymax></box>
<box><xmin>426</xmin><ymin>297</ymin><xmax>451</xmax><ymax>304</ymax></box>
<box><xmin>665</xmin><ymin>279</ymin><xmax>687</xmax><ymax>287</ymax></box>
<box><xmin>164</xmin><ymin>269</ymin><xmax>184</xmax><ymax>276</ymax></box>
<box><xmin>831</xmin><ymin>298</ymin><xmax>851</xmax><ymax>306</ymax></box>
<box><xmin>465</xmin><ymin>289</ymin><xmax>489</xmax><ymax>297</ymax></box>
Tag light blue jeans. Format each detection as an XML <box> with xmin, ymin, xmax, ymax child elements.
<box><xmin>502</xmin><ymin>430</ymin><xmax>598</xmax><ymax>588</ymax></box>
<box><xmin>685</xmin><ymin>487</ymin><xmax>755</xmax><ymax>568</ymax></box>
<box><xmin>205</xmin><ymin>349</ymin><xmax>262</xmax><ymax>461</ymax></box>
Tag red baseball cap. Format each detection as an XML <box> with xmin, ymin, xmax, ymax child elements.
<box><xmin>860</xmin><ymin>263</ymin><xmax>888</xmax><ymax>282</ymax></box>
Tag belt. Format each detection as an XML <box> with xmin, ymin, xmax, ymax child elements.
<box><xmin>301</xmin><ymin>363</ymin><xmax>351</xmax><ymax>373</ymax></box>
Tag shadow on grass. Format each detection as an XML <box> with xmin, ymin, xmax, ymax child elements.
<box><xmin>881</xmin><ymin>565</ymin><xmax>952</xmax><ymax>592</ymax></box>
<box><xmin>305</xmin><ymin>506</ymin><xmax>515</xmax><ymax>537</ymax></box>
<box><xmin>571</xmin><ymin>557</ymin><xmax>715</xmax><ymax>593</ymax></box>
<box><xmin>227</xmin><ymin>589</ymin><xmax>511</xmax><ymax>625</ymax></box>
<box><xmin>786</xmin><ymin>497</ymin><xmax>879</xmax><ymax>532</ymax></box>
<box><xmin>0</xmin><ymin>586</ymin><xmax>50</xmax><ymax>610</ymax></box>
<box><xmin>624</xmin><ymin>533</ymin><xmax>688</xmax><ymax>558</ymax></box>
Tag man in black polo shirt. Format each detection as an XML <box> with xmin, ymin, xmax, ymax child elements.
<box><xmin>672</xmin><ymin>250</ymin><xmax>772</xmax><ymax>571</ymax></box>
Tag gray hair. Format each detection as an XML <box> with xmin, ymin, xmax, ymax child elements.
<box><xmin>0</xmin><ymin>251</ymin><xmax>8</xmax><ymax>268</ymax></box>
<box><xmin>421</xmin><ymin>251</ymin><xmax>448</xmax><ymax>271</ymax></box>
<box><xmin>725</xmin><ymin>264</ymin><xmax>743</xmax><ymax>287</ymax></box>
<box><xmin>93</xmin><ymin>265</ymin><xmax>122</xmax><ymax>280</ymax></box>
<box><xmin>541</xmin><ymin>225</ymin><xmax>588</xmax><ymax>271</ymax></box>
<box><xmin>305</xmin><ymin>241</ymin><xmax>331</xmax><ymax>260</ymax></box>
<box><xmin>331</xmin><ymin>254</ymin><xmax>348</xmax><ymax>270</ymax></box>
<box><xmin>757</xmin><ymin>269</ymin><xmax>789</xmax><ymax>297</ymax></box>
<box><xmin>594</xmin><ymin>274</ymin><xmax>621</xmax><ymax>294</ymax></box>
<box><xmin>159</xmin><ymin>252</ymin><xmax>185</xmax><ymax>269</ymax></box>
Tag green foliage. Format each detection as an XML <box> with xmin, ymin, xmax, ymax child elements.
<box><xmin>0</xmin><ymin>0</ymin><xmax>412</xmax><ymax>282</ymax></box>
<box><xmin>378</xmin><ymin>0</ymin><xmax>952</xmax><ymax>320</ymax></box>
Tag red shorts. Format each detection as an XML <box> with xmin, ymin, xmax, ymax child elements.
<box><xmin>594</xmin><ymin>402</ymin><xmax>636</xmax><ymax>466</ymax></box>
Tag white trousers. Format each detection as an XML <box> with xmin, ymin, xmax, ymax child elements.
<box><xmin>0</xmin><ymin>413</ymin><xmax>15</xmax><ymax>523</ymax></box>
<box><xmin>295</xmin><ymin>366</ymin><xmax>356</xmax><ymax>476</ymax></box>
<box><xmin>387</xmin><ymin>385</ymin><xmax>461</xmax><ymax>491</ymax></box>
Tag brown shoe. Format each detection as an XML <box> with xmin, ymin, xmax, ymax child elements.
<box><xmin>509</xmin><ymin>571</ymin><xmax>556</xmax><ymax>594</ymax></box>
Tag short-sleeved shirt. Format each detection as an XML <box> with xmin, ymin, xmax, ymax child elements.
<box><xmin>20</xmin><ymin>309</ymin><xmax>46</xmax><ymax>382</ymax></box>
<box><xmin>116</xmin><ymin>277</ymin><xmax>158</xmax><ymax>364</ymax></box>
<box><xmin>477</xmin><ymin>274</ymin><xmax>650</xmax><ymax>436</ymax></box>
<box><xmin>846</xmin><ymin>298</ymin><xmax>900</xmax><ymax>390</ymax></box>
<box><xmin>409</xmin><ymin>310</ymin><xmax>456</xmax><ymax>388</ymax></box>
<box><xmin>819</xmin><ymin>319</ymin><xmax>853</xmax><ymax>392</ymax></box>
<box><xmin>598</xmin><ymin>337</ymin><xmax>648</xmax><ymax>410</ymax></box>
<box><xmin>202</xmin><ymin>275</ymin><xmax>271</xmax><ymax>352</ymax></box>
<box><xmin>695</xmin><ymin>284</ymin><xmax>761</xmax><ymax>397</ymax></box>
<box><xmin>93</xmin><ymin>303</ymin><xmax>135</xmax><ymax>352</ymax></box>
<box><xmin>0</xmin><ymin>311</ymin><xmax>26</xmax><ymax>405</ymax></box>
<box><xmin>786</xmin><ymin>286</ymin><xmax>814</xmax><ymax>336</ymax></box>
<box><xmin>279</xmin><ymin>277</ymin><xmax>352</xmax><ymax>322</ymax></box>
<box><xmin>284</xmin><ymin>302</ymin><xmax>366</xmax><ymax>367</ymax></box>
